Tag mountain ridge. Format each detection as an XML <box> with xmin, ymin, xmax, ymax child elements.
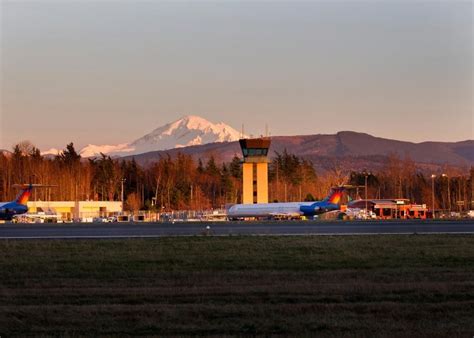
<box><xmin>34</xmin><ymin>114</ymin><xmax>473</xmax><ymax>172</ymax></box>
<box><xmin>122</xmin><ymin>131</ymin><xmax>474</xmax><ymax>173</ymax></box>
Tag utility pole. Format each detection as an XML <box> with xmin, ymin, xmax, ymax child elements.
<box><xmin>442</xmin><ymin>174</ymin><xmax>450</xmax><ymax>213</ymax></box>
<box><xmin>447</xmin><ymin>176</ymin><xmax>451</xmax><ymax>212</ymax></box>
<box><xmin>121</xmin><ymin>178</ymin><xmax>126</xmax><ymax>214</ymax></box>
<box><xmin>364</xmin><ymin>172</ymin><xmax>370</xmax><ymax>219</ymax></box>
<box><xmin>471</xmin><ymin>167</ymin><xmax>474</xmax><ymax>210</ymax></box>
<box><xmin>431</xmin><ymin>174</ymin><xmax>436</xmax><ymax>219</ymax></box>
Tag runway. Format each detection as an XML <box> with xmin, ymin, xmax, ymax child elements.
<box><xmin>0</xmin><ymin>220</ymin><xmax>473</xmax><ymax>239</ymax></box>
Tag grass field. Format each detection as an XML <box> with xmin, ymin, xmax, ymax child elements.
<box><xmin>1</xmin><ymin>235</ymin><xmax>473</xmax><ymax>336</ymax></box>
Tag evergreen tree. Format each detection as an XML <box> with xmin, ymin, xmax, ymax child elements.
<box><xmin>220</xmin><ymin>163</ymin><xmax>233</xmax><ymax>202</ymax></box>
<box><xmin>205</xmin><ymin>156</ymin><xmax>220</xmax><ymax>176</ymax></box>
<box><xmin>59</xmin><ymin>142</ymin><xmax>81</xmax><ymax>166</ymax></box>
<box><xmin>197</xmin><ymin>158</ymin><xmax>204</xmax><ymax>174</ymax></box>
<box><xmin>229</xmin><ymin>155</ymin><xmax>242</xmax><ymax>179</ymax></box>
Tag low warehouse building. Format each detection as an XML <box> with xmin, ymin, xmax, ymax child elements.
<box><xmin>27</xmin><ymin>201</ymin><xmax>123</xmax><ymax>221</ymax></box>
<box><xmin>348</xmin><ymin>199</ymin><xmax>428</xmax><ymax>219</ymax></box>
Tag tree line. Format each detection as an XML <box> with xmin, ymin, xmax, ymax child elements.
<box><xmin>0</xmin><ymin>141</ymin><xmax>473</xmax><ymax>212</ymax></box>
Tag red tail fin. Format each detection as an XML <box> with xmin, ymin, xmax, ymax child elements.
<box><xmin>326</xmin><ymin>187</ymin><xmax>344</xmax><ymax>204</ymax></box>
<box><xmin>14</xmin><ymin>184</ymin><xmax>33</xmax><ymax>205</ymax></box>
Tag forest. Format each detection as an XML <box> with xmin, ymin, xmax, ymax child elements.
<box><xmin>1</xmin><ymin>141</ymin><xmax>473</xmax><ymax>212</ymax></box>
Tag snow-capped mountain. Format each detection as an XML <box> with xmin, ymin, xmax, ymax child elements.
<box><xmin>77</xmin><ymin>115</ymin><xmax>244</xmax><ymax>158</ymax></box>
<box><xmin>40</xmin><ymin>148</ymin><xmax>61</xmax><ymax>156</ymax></box>
<box><xmin>79</xmin><ymin>144</ymin><xmax>134</xmax><ymax>158</ymax></box>
<box><xmin>130</xmin><ymin>115</ymin><xmax>242</xmax><ymax>153</ymax></box>
<box><xmin>0</xmin><ymin>149</ymin><xmax>12</xmax><ymax>157</ymax></box>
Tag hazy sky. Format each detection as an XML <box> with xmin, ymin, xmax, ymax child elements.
<box><xmin>1</xmin><ymin>0</ymin><xmax>472</xmax><ymax>150</ymax></box>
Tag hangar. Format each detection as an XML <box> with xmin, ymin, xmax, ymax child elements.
<box><xmin>347</xmin><ymin>199</ymin><xmax>428</xmax><ymax>219</ymax></box>
<box><xmin>26</xmin><ymin>200</ymin><xmax>122</xmax><ymax>222</ymax></box>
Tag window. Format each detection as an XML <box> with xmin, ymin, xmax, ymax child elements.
<box><xmin>243</xmin><ymin>148</ymin><xmax>268</xmax><ymax>156</ymax></box>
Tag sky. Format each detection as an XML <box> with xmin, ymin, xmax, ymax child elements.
<box><xmin>1</xmin><ymin>0</ymin><xmax>472</xmax><ymax>151</ymax></box>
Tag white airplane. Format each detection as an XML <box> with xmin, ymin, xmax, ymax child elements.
<box><xmin>227</xmin><ymin>187</ymin><xmax>345</xmax><ymax>220</ymax></box>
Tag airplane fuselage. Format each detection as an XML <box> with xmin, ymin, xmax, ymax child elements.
<box><xmin>0</xmin><ymin>202</ymin><xmax>28</xmax><ymax>220</ymax></box>
<box><xmin>227</xmin><ymin>201</ymin><xmax>340</xmax><ymax>219</ymax></box>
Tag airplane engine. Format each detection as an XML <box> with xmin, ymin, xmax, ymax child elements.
<box><xmin>300</xmin><ymin>205</ymin><xmax>320</xmax><ymax>216</ymax></box>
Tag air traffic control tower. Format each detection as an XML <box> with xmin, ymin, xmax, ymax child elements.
<box><xmin>239</xmin><ymin>138</ymin><xmax>271</xmax><ymax>204</ymax></box>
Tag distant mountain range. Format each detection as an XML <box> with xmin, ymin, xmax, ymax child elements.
<box><xmin>122</xmin><ymin>131</ymin><xmax>474</xmax><ymax>173</ymax></box>
<box><xmin>42</xmin><ymin>115</ymin><xmax>243</xmax><ymax>157</ymax></box>
<box><xmin>36</xmin><ymin>115</ymin><xmax>473</xmax><ymax>172</ymax></box>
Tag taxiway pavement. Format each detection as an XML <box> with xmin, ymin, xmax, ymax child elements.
<box><xmin>0</xmin><ymin>220</ymin><xmax>473</xmax><ymax>239</ymax></box>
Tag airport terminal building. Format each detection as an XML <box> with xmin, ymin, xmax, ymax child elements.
<box><xmin>26</xmin><ymin>201</ymin><xmax>122</xmax><ymax>222</ymax></box>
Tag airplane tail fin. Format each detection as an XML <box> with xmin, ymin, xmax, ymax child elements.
<box><xmin>14</xmin><ymin>184</ymin><xmax>33</xmax><ymax>205</ymax></box>
<box><xmin>323</xmin><ymin>187</ymin><xmax>345</xmax><ymax>204</ymax></box>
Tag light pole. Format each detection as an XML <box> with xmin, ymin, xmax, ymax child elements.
<box><xmin>442</xmin><ymin>174</ymin><xmax>450</xmax><ymax>213</ymax></box>
<box><xmin>364</xmin><ymin>172</ymin><xmax>370</xmax><ymax>219</ymax></box>
<box><xmin>121</xmin><ymin>178</ymin><xmax>126</xmax><ymax>214</ymax></box>
<box><xmin>431</xmin><ymin>174</ymin><xmax>436</xmax><ymax>219</ymax></box>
